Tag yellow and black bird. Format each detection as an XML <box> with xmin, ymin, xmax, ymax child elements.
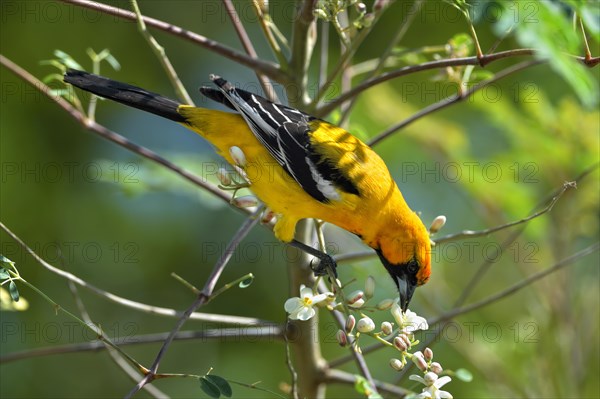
<box><xmin>64</xmin><ymin>69</ymin><xmax>432</xmax><ymax>311</ymax></box>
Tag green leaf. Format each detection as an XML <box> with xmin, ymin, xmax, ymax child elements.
<box><xmin>205</xmin><ymin>375</ymin><xmax>232</xmax><ymax>398</ymax></box>
<box><xmin>454</xmin><ymin>368</ymin><xmax>473</xmax><ymax>382</ymax></box>
<box><xmin>104</xmin><ymin>53</ymin><xmax>122</xmax><ymax>71</ymax></box>
<box><xmin>199</xmin><ymin>376</ymin><xmax>221</xmax><ymax>399</ymax></box>
<box><xmin>0</xmin><ymin>268</ymin><xmax>9</xmax><ymax>280</ymax></box>
<box><xmin>42</xmin><ymin>73</ymin><xmax>66</xmax><ymax>85</ymax></box>
<box><xmin>239</xmin><ymin>276</ymin><xmax>254</xmax><ymax>288</ymax></box>
<box><xmin>53</xmin><ymin>50</ymin><xmax>84</xmax><ymax>70</ymax></box>
<box><xmin>8</xmin><ymin>281</ymin><xmax>19</xmax><ymax>302</ymax></box>
<box><xmin>494</xmin><ymin>1</ymin><xmax>598</xmax><ymax>107</ymax></box>
<box><xmin>353</xmin><ymin>375</ymin><xmax>381</xmax><ymax>398</ymax></box>
<box><xmin>0</xmin><ymin>255</ymin><xmax>14</xmax><ymax>266</ymax></box>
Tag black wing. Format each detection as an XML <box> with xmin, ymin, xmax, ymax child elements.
<box><xmin>201</xmin><ymin>76</ymin><xmax>359</xmax><ymax>203</ymax></box>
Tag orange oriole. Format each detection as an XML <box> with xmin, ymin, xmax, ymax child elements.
<box><xmin>64</xmin><ymin>69</ymin><xmax>431</xmax><ymax>311</ymax></box>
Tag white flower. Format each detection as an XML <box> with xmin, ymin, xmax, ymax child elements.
<box><xmin>391</xmin><ymin>303</ymin><xmax>428</xmax><ymax>333</ymax></box>
<box><xmin>284</xmin><ymin>285</ymin><xmax>331</xmax><ymax>321</ymax></box>
<box><xmin>410</xmin><ymin>372</ymin><xmax>453</xmax><ymax>399</ymax></box>
<box><xmin>356</xmin><ymin>316</ymin><xmax>376</xmax><ymax>333</ymax></box>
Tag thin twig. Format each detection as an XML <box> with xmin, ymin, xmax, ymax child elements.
<box><xmin>317</xmin><ymin>49</ymin><xmax>599</xmax><ymax>116</ymax></box>
<box><xmin>339</xmin><ymin>0</ymin><xmax>423</xmax><ymax>124</ymax></box>
<box><xmin>327</xmin><ymin>166</ymin><xmax>597</xmax><ymax>368</ymax></box>
<box><xmin>579</xmin><ymin>17</ymin><xmax>593</xmax><ymax>62</ymax></box>
<box><xmin>130</xmin><ymin>0</ymin><xmax>194</xmax><ymax>105</ymax></box>
<box><xmin>222</xmin><ymin>0</ymin><xmax>277</xmax><ymax>102</ymax></box>
<box><xmin>252</xmin><ymin>1</ymin><xmax>287</xmax><ymax>67</ymax></box>
<box><xmin>125</xmin><ymin>211</ymin><xmax>261</xmax><ymax>397</ymax></box>
<box><xmin>1</xmin><ymin>326</ymin><xmax>285</xmax><ymax>364</ymax></box>
<box><xmin>67</xmin><ymin>280</ymin><xmax>168</xmax><ymax>399</ymax></box>
<box><xmin>0</xmin><ymin>54</ymin><xmax>232</xmax><ymax>204</ymax></box>
<box><xmin>369</xmin><ymin>59</ymin><xmax>544</xmax><ymax>146</ymax></box>
<box><xmin>434</xmin><ymin>181</ymin><xmax>576</xmax><ymax>244</ymax></box>
<box><xmin>452</xmin><ymin>164</ymin><xmax>598</xmax><ymax>307</ymax></box>
<box><xmin>428</xmin><ymin>242</ymin><xmax>600</xmax><ymax>326</ymax></box>
<box><xmin>284</xmin><ymin>321</ymin><xmax>299</xmax><ymax>399</ymax></box>
<box><xmin>59</xmin><ymin>0</ymin><xmax>288</xmax><ymax>83</ymax></box>
<box><xmin>289</xmin><ymin>0</ymin><xmax>318</xmax><ymax>106</ymax></box>
<box><xmin>326</xmin><ymin>368</ymin><xmax>410</xmax><ymax>397</ymax></box>
<box><xmin>0</xmin><ymin>220</ymin><xmax>268</xmax><ymax>326</ymax></box>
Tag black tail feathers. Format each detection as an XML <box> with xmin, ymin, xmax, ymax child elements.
<box><xmin>64</xmin><ymin>69</ymin><xmax>186</xmax><ymax>123</ymax></box>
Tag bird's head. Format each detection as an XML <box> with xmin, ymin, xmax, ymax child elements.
<box><xmin>375</xmin><ymin>214</ymin><xmax>431</xmax><ymax>312</ymax></box>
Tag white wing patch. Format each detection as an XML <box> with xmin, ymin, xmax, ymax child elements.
<box><xmin>306</xmin><ymin>157</ymin><xmax>341</xmax><ymax>201</ymax></box>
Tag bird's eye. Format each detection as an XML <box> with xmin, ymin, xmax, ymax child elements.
<box><xmin>407</xmin><ymin>261</ymin><xmax>419</xmax><ymax>274</ymax></box>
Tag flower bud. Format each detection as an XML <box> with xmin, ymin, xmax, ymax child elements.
<box><xmin>380</xmin><ymin>321</ymin><xmax>393</xmax><ymax>336</ymax></box>
<box><xmin>232</xmin><ymin>195</ymin><xmax>258</xmax><ymax>208</ymax></box>
<box><xmin>261</xmin><ymin>208</ymin><xmax>276</xmax><ymax>224</ymax></box>
<box><xmin>430</xmin><ymin>362</ymin><xmax>443</xmax><ymax>375</ymax></box>
<box><xmin>356</xmin><ymin>2</ymin><xmax>366</xmax><ymax>13</ymax></box>
<box><xmin>364</xmin><ymin>276</ymin><xmax>375</xmax><ymax>299</ymax></box>
<box><xmin>336</xmin><ymin>330</ymin><xmax>347</xmax><ymax>347</ymax></box>
<box><xmin>216</xmin><ymin>168</ymin><xmax>232</xmax><ymax>186</ymax></box>
<box><xmin>376</xmin><ymin>298</ymin><xmax>395</xmax><ymax>310</ymax></box>
<box><xmin>398</xmin><ymin>333</ymin><xmax>412</xmax><ymax>350</ymax></box>
<box><xmin>255</xmin><ymin>0</ymin><xmax>268</xmax><ymax>13</ymax></box>
<box><xmin>429</xmin><ymin>215</ymin><xmax>447</xmax><ymax>234</ymax></box>
<box><xmin>229</xmin><ymin>146</ymin><xmax>247</xmax><ymax>167</ymax></box>
<box><xmin>374</xmin><ymin>0</ymin><xmax>390</xmax><ymax>12</ymax></box>
<box><xmin>389</xmin><ymin>358</ymin><xmax>404</xmax><ymax>371</ymax></box>
<box><xmin>348</xmin><ymin>298</ymin><xmax>365</xmax><ymax>308</ymax></box>
<box><xmin>424</xmin><ymin>347</ymin><xmax>434</xmax><ymax>361</ymax></box>
<box><xmin>356</xmin><ymin>316</ymin><xmax>375</xmax><ymax>333</ymax></box>
<box><xmin>412</xmin><ymin>351</ymin><xmax>428</xmax><ymax>372</ymax></box>
<box><xmin>423</xmin><ymin>372</ymin><xmax>438</xmax><ymax>385</ymax></box>
<box><xmin>347</xmin><ymin>290</ymin><xmax>364</xmax><ymax>305</ymax></box>
<box><xmin>314</xmin><ymin>9</ymin><xmax>328</xmax><ymax>20</ymax></box>
<box><xmin>345</xmin><ymin>315</ymin><xmax>356</xmax><ymax>334</ymax></box>
<box><xmin>393</xmin><ymin>336</ymin><xmax>407</xmax><ymax>352</ymax></box>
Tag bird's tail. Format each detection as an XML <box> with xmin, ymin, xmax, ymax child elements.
<box><xmin>64</xmin><ymin>69</ymin><xmax>186</xmax><ymax>123</ymax></box>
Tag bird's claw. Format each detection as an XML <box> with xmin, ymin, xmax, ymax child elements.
<box><xmin>310</xmin><ymin>255</ymin><xmax>338</xmax><ymax>279</ymax></box>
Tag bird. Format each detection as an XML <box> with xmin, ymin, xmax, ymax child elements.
<box><xmin>64</xmin><ymin>69</ymin><xmax>432</xmax><ymax>311</ymax></box>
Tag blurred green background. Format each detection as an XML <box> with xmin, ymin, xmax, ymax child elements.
<box><xmin>1</xmin><ymin>1</ymin><xmax>599</xmax><ymax>398</ymax></box>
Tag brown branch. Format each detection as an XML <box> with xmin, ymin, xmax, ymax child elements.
<box><xmin>0</xmin><ymin>54</ymin><xmax>234</xmax><ymax>204</ymax></box>
<box><xmin>1</xmin><ymin>326</ymin><xmax>285</xmax><ymax>364</ymax></box>
<box><xmin>289</xmin><ymin>0</ymin><xmax>318</xmax><ymax>105</ymax></box>
<box><xmin>327</xmin><ymin>165</ymin><xmax>598</xmax><ymax>368</ymax></box>
<box><xmin>125</xmin><ymin>211</ymin><xmax>261</xmax><ymax>397</ymax></box>
<box><xmin>59</xmin><ymin>0</ymin><xmax>288</xmax><ymax>83</ymax></box>
<box><xmin>317</xmin><ymin>49</ymin><xmax>599</xmax><ymax>117</ymax></box>
<box><xmin>428</xmin><ymin>242</ymin><xmax>600</xmax><ymax>326</ymax></box>
<box><xmin>222</xmin><ymin>0</ymin><xmax>278</xmax><ymax>102</ymax></box>
<box><xmin>338</xmin><ymin>0</ymin><xmax>424</xmax><ymax>124</ymax></box>
<box><xmin>326</xmin><ymin>368</ymin><xmax>410</xmax><ymax>397</ymax></box>
<box><xmin>0</xmin><ymin>220</ymin><xmax>269</xmax><ymax>326</ymax></box>
<box><xmin>368</xmin><ymin>59</ymin><xmax>544</xmax><ymax>146</ymax></box>
<box><xmin>452</xmin><ymin>163</ymin><xmax>598</xmax><ymax>307</ymax></box>
<box><xmin>434</xmin><ymin>181</ymin><xmax>576</xmax><ymax>244</ymax></box>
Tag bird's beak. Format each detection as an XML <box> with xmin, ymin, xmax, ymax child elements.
<box><xmin>396</xmin><ymin>272</ymin><xmax>417</xmax><ymax>313</ymax></box>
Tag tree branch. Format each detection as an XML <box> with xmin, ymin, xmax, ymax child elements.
<box><xmin>326</xmin><ymin>368</ymin><xmax>410</xmax><ymax>397</ymax></box>
<box><xmin>125</xmin><ymin>210</ymin><xmax>261</xmax><ymax>397</ymax></box>
<box><xmin>368</xmin><ymin>59</ymin><xmax>544</xmax><ymax>146</ymax></box>
<box><xmin>317</xmin><ymin>49</ymin><xmax>598</xmax><ymax>117</ymax></box>
<box><xmin>289</xmin><ymin>0</ymin><xmax>318</xmax><ymax>105</ymax></box>
<box><xmin>434</xmin><ymin>181</ymin><xmax>576</xmax><ymax>244</ymax></box>
<box><xmin>0</xmin><ymin>220</ymin><xmax>270</xmax><ymax>326</ymax></box>
<box><xmin>222</xmin><ymin>0</ymin><xmax>278</xmax><ymax>102</ymax></box>
<box><xmin>59</xmin><ymin>0</ymin><xmax>288</xmax><ymax>83</ymax></box>
<box><xmin>130</xmin><ymin>0</ymin><xmax>194</xmax><ymax>105</ymax></box>
<box><xmin>0</xmin><ymin>54</ymin><xmax>234</xmax><ymax>204</ymax></box>
<box><xmin>1</xmin><ymin>326</ymin><xmax>285</xmax><ymax>364</ymax></box>
<box><xmin>428</xmin><ymin>242</ymin><xmax>600</xmax><ymax>326</ymax></box>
